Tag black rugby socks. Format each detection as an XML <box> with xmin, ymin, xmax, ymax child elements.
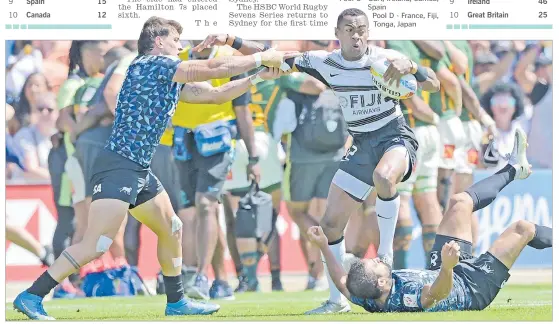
<box><xmin>27</xmin><ymin>271</ymin><xmax>59</xmax><ymax>298</ymax></box>
<box><xmin>163</xmin><ymin>275</ymin><xmax>184</xmax><ymax>303</ymax></box>
<box><xmin>465</xmin><ymin>164</ymin><xmax>516</xmax><ymax>212</ymax></box>
<box><xmin>528</xmin><ymin>225</ymin><xmax>552</xmax><ymax>250</ymax></box>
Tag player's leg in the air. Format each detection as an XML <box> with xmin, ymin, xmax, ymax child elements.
<box><xmin>454</xmin><ymin>119</ymin><xmax>483</xmax><ymax>250</ymax></box>
<box><xmin>432</xmin><ymin>128</ymin><xmax>530</xmax><ymax>260</ymax></box>
<box><xmin>431</xmin><ymin>128</ymin><xmax>551</xmax><ymax>310</ymax></box>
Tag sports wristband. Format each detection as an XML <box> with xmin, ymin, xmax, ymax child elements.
<box><xmin>431</xmin><ymin>114</ymin><xmax>440</xmax><ymax>125</ymax></box>
<box><xmin>413</xmin><ymin>65</ymin><xmax>428</xmax><ymax>82</ymax></box>
<box><xmin>252</xmin><ymin>53</ymin><xmax>262</xmax><ymax>68</ymax></box>
<box><xmin>248</xmin><ymin>156</ymin><xmax>260</xmax><ymax>165</ymax></box>
<box><xmin>250</xmin><ymin>74</ymin><xmax>264</xmax><ymax>85</ymax></box>
<box><xmin>232</xmin><ymin>36</ymin><xmax>243</xmax><ymax>50</ymax></box>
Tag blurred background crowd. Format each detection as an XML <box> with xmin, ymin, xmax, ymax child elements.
<box><xmin>4</xmin><ymin>39</ymin><xmax>553</xmax><ymax>299</ymax></box>
<box><xmin>5</xmin><ymin>39</ymin><xmax>552</xmax><ymax>183</ymax></box>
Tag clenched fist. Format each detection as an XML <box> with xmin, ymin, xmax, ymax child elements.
<box><xmin>441</xmin><ymin>241</ymin><xmax>460</xmax><ymax>270</ymax></box>
<box><xmin>307</xmin><ymin>226</ymin><xmax>328</xmax><ymax>248</ymax></box>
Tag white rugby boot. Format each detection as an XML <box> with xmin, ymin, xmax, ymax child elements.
<box><xmin>507</xmin><ymin>128</ymin><xmax>532</xmax><ymax>180</ymax></box>
<box><xmin>304</xmin><ymin>300</ymin><xmax>351</xmax><ymax>315</ymax></box>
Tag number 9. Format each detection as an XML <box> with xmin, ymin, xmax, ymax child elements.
<box><xmin>9</xmin><ymin>0</ymin><xmax>13</xmax><ymax>4</ymax></box>
<box><xmin>450</xmin><ymin>0</ymin><xmax>454</xmax><ymax>3</ymax></box>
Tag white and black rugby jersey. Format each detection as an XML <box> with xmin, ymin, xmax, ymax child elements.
<box><xmin>288</xmin><ymin>45</ymin><xmax>408</xmax><ymax>133</ymax></box>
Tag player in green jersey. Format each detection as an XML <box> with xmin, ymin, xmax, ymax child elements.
<box><xmin>415</xmin><ymin>42</ymin><xmax>466</xmax><ymax>213</ymax></box>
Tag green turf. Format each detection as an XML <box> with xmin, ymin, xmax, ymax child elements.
<box><xmin>6</xmin><ymin>284</ymin><xmax>552</xmax><ymax>321</ymax></box>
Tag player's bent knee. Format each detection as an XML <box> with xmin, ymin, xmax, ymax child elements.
<box><xmin>171</xmin><ymin>214</ymin><xmax>183</xmax><ymax>235</ymax></box>
<box><xmin>448</xmin><ymin>193</ymin><xmax>473</xmax><ymax>212</ymax></box>
<box><xmin>319</xmin><ymin>216</ymin><xmax>345</xmax><ymax>240</ymax></box>
<box><xmin>512</xmin><ymin>220</ymin><xmax>535</xmax><ymax>239</ymax></box>
<box><xmin>373</xmin><ymin>168</ymin><xmax>397</xmax><ymax>194</ymax></box>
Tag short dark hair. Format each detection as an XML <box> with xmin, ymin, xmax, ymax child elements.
<box><xmin>346</xmin><ymin>260</ymin><xmax>382</xmax><ymax>299</ymax></box>
<box><xmin>137</xmin><ymin>16</ymin><xmax>183</xmax><ymax>55</ymax></box>
<box><xmin>337</xmin><ymin>8</ymin><xmax>368</xmax><ymax>28</ymax></box>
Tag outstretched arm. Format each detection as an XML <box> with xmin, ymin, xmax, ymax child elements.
<box><xmin>307</xmin><ymin>226</ymin><xmax>351</xmax><ymax>300</ymax></box>
<box><xmin>420</xmin><ymin>241</ymin><xmax>460</xmax><ymax>309</ymax></box>
<box><xmin>173</xmin><ymin>51</ymin><xmax>298</xmax><ymax>84</ymax></box>
<box><xmin>180</xmin><ymin>68</ymin><xmax>284</xmax><ymax>104</ymax></box>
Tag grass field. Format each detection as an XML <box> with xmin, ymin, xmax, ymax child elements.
<box><xmin>5</xmin><ymin>284</ymin><xmax>552</xmax><ymax>321</ymax></box>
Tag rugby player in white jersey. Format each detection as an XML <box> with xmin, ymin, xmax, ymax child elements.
<box><xmin>197</xmin><ymin>7</ymin><xmax>440</xmax><ymax>314</ymax></box>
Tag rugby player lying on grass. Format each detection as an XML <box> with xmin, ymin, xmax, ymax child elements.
<box><xmin>307</xmin><ymin>128</ymin><xmax>552</xmax><ymax>312</ymax></box>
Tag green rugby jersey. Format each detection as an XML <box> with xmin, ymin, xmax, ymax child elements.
<box><xmin>73</xmin><ymin>76</ymin><xmax>103</xmax><ymax>109</ymax></box>
<box><xmin>451</xmin><ymin>41</ymin><xmax>476</xmax><ymax>122</ymax></box>
<box><xmin>418</xmin><ymin>48</ymin><xmax>457</xmax><ymax>120</ymax></box>
<box><xmin>386</xmin><ymin>41</ymin><xmax>429</xmax><ymax>128</ymax></box>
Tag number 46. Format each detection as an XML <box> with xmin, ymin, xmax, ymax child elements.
<box><xmin>538</xmin><ymin>0</ymin><xmax>547</xmax><ymax>4</ymax></box>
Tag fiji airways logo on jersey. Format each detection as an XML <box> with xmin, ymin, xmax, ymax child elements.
<box><xmin>339</xmin><ymin>93</ymin><xmax>394</xmax><ymax>116</ymax></box>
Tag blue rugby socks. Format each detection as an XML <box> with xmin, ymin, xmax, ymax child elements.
<box><xmin>27</xmin><ymin>271</ymin><xmax>59</xmax><ymax>298</ymax></box>
<box><xmin>163</xmin><ymin>274</ymin><xmax>184</xmax><ymax>303</ymax></box>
